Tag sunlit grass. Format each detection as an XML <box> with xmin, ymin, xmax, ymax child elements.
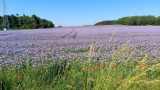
<box><xmin>1</xmin><ymin>43</ymin><xmax>160</xmax><ymax>90</ymax></box>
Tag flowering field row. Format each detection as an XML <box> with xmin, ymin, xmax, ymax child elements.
<box><xmin>1</xmin><ymin>26</ymin><xmax>160</xmax><ymax>66</ymax></box>
<box><xmin>1</xmin><ymin>25</ymin><xmax>160</xmax><ymax>89</ymax></box>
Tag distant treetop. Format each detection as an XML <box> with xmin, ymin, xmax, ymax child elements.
<box><xmin>0</xmin><ymin>14</ymin><xmax>55</xmax><ymax>30</ymax></box>
<box><xmin>95</xmin><ymin>15</ymin><xmax>160</xmax><ymax>26</ymax></box>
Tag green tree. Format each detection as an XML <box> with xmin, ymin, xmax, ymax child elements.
<box><xmin>31</xmin><ymin>14</ymin><xmax>40</xmax><ymax>29</ymax></box>
<box><xmin>0</xmin><ymin>16</ymin><xmax>3</xmax><ymax>30</ymax></box>
<box><xmin>0</xmin><ymin>14</ymin><xmax>55</xmax><ymax>30</ymax></box>
<box><xmin>8</xmin><ymin>14</ymin><xmax>19</xmax><ymax>28</ymax></box>
<box><xmin>157</xmin><ymin>17</ymin><xmax>160</xmax><ymax>25</ymax></box>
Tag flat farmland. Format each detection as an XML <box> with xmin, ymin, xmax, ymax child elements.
<box><xmin>2</xmin><ymin>25</ymin><xmax>160</xmax><ymax>89</ymax></box>
<box><xmin>1</xmin><ymin>25</ymin><xmax>160</xmax><ymax>66</ymax></box>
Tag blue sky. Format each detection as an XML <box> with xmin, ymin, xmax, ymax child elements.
<box><xmin>0</xmin><ymin>0</ymin><xmax>160</xmax><ymax>26</ymax></box>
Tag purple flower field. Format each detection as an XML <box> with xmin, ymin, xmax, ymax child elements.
<box><xmin>1</xmin><ymin>25</ymin><xmax>160</xmax><ymax>66</ymax></box>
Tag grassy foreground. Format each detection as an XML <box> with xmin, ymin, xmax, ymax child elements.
<box><xmin>1</xmin><ymin>43</ymin><xmax>160</xmax><ymax>90</ymax></box>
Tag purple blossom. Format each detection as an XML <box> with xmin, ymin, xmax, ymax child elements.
<box><xmin>1</xmin><ymin>25</ymin><xmax>160</xmax><ymax>66</ymax></box>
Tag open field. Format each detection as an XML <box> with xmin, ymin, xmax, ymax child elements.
<box><xmin>1</xmin><ymin>25</ymin><xmax>160</xmax><ymax>89</ymax></box>
<box><xmin>1</xmin><ymin>25</ymin><xmax>160</xmax><ymax>65</ymax></box>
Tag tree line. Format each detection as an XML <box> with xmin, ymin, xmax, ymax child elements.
<box><xmin>95</xmin><ymin>15</ymin><xmax>160</xmax><ymax>26</ymax></box>
<box><xmin>0</xmin><ymin>14</ymin><xmax>54</xmax><ymax>30</ymax></box>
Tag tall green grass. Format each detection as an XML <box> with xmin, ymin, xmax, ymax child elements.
<box><xmin>1</xmin><ymin>43</ymin><xmax>160</xmax><ymax>90</ymax></box>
